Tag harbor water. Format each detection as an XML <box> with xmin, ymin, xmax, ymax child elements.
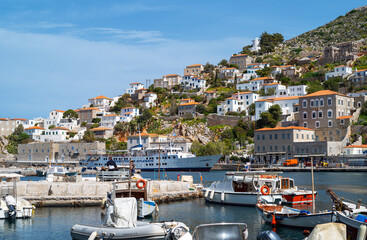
<box><xmin>1</xmin><ymin>171</ymin><xmax>367</xmax><ymax>240</ymax></box>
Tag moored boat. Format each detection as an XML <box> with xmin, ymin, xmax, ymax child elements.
<box><xmin>256</xmin><ymin>203</ymin><xmax>334</xmax><ymax>228</ymax></box>
<box><xmin>70</xmin><ymin>197</ymin><xmax>190</xmax><ymax>240</ymax></box>
<box><xmin>204</xmin><ymin>171</ymin><xmax>283</xmax><ymax>206</ymax></box>
<box><xmin>0</xmin><ymin>173</ymin><xmax>35</xmax><ymax>219</ymax></box>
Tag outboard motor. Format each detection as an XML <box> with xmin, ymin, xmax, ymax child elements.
<box><xmin>5</xmin><ymin>195</ymin><xmax>17</xmax><ymax>218</ymax></box>
<box><xmin>167</xmin><ymin>225</ymin><xmax>192</xmax><ymax>240</ymax></box>
<box><xmin>257</xmin><ymin>230</ymin><xmax>281</xmax><ymax>240</ymax></box>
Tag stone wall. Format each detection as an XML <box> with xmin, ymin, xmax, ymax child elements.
<box><xmin>206</xmin><ymin>114</ymin><xmax>249</xmax><ymax>127</ymax></box>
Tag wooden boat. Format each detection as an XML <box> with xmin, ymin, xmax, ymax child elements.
<box><xmin>327</xmin><ymin>189</ymin><xmax>367</xmax><ymax>238</ymax></box>
<box><xmin>256</xmin><ymin>203</ymin><xmax>334</xmax><ymax>228</ymax></box>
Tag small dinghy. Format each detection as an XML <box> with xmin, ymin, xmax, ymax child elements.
<box><xmin>0</xmin><ymin>173</ymin><xmax>35</xmax><ymax>219</ymax></box>
<box><xmin>70</xmin><ymin>197</ymin><xmax>190</xmax><ymax>240</ymax></box>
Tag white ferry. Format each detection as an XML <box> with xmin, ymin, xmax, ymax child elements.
<box><xmin>80</xmin><ymin>144</ymin><xmax>221</xmax><ymax>172</ymax></box>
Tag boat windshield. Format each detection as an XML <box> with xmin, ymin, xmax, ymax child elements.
<box><xmin>193</xmin><ymin>224</ymin><xmax>246</xmax><ymax>240</ymax></box>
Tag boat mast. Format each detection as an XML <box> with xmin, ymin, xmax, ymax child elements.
<box><xmin>311</xmin><ymin>156</ymin><xmax>315</xmax><ymax>213</ymax></box>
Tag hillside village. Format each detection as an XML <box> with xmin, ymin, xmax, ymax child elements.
<box><xmin>2</xmin><ymin>6</ymin><xmax>367</xmax><ymax>166</ymax></box>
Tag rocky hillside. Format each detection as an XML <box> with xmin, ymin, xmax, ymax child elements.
<box><xmin>272</xmin><ymin>5</ymin><xmax>367</xmax><ymax>61</ymax></box>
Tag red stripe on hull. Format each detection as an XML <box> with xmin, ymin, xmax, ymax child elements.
<box><xmin>283</xmin><ymin>193</ymin><xmax>317</xmax><ymax>205</ymax></box>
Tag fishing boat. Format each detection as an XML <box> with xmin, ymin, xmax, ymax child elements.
<box><xmin>204</xmin><ymin>171</ymin><xmax>283</xmax><ymax>206</ymax></box>
<box><xmin>36</xmin><ymin>169</ymin><xmax>47</xmax><ymax>177</ymax></box>
<box><xmin>256</xmin><ymin>203</ymin><xmax>334</xmax><ymax>228</ymax></box>
<box><xmin>257</xmin><ymin>157</ymin><xmax>334</xmax><ymax>228</ymax></box>
<box><xmin>70</xmin><ymin>197</ymin><xmax>190</xmax><ymax>240</ymax></box>
<box><xmin>0</xmin><ymin>173</ymin><xmax>35</xmax><ymax>219</ymax></box>
<box><xmin>327</xmin><ymin>189</ymin><xmax>367</xmax><ymax>238</ymax></box>
<box><xmin>79</xmin><ymin>133</ymin><xmax>221</xmax><ymax>171</ymax></box>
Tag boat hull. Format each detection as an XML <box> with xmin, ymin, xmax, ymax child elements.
<box><xmin>204</xmin><ymin>190</ymin><xmax>282</xmax><ymax>206</ymax></box>
<box><xmin>336</xmin><ymin>211</ymin><xmax>367</xmax><ymax>230</ymax></box>
<box><xmin>282</xmin><ymin>192</ymin><xmax>317</xmax><ymax>205</ymax></box>
<box><xmin>71</xmin><ymin>222</ymin><xmax>167</xmax><ymax>240</ymax></box>
<box><xmin>80</xmin><ymin>154</ymin><xmax>222</xmax><ymax>172</ymax></box>
<box><xmin>256</xmin><ymin>205</ymin><xmax>334</xmax><ymax>228</ymax></box>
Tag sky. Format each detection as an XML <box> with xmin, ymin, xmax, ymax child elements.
<box><xmin>0</xmin><ymin>0</ymin><xmax>366</xmax><ymax>119</ymax></box>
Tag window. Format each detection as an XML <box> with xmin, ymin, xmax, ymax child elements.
<box><xmin>310</xmin><ymin>100</ymin><xmax>314</xmax><ymax>107</ymax></box>
<box><xmin>315</xmin><ymin>121</ymin><xmax>320</xmax><ymax>128</ymax></box>
<box><xmin>257</xmin><ymin>135</ymin><xmax>260</xmax><ymax>140</ymax></box>
<box><xmin>262</xmin><ymin>135</ymin><xmax>265</xmax><ymax>140</ymax></box>
<box><xmin>287</xmin><ymin>134</ymin><xmax>291</xmax><ymax>139</ymax></box>
<box><xmin>302</xmin><ymin>100</ymin><xmax>307</xmax><ymax>108</ymax></box>
<box><xmin>274</xmin><ymin>134</ymin><xmax>278</xmax><ymax>139</ymax></box>
<box><xmin>318</xmin><ymin>110</ymin><xmax>323</xmax><ymax>118</ymax></box>
<box><xmin>327</xmin><ymin>97</ymin><xmax>332</xmax><ymax>106</ymax></box>
<box><xmin>320</xmin><ymin>99</ymin><xmax>324</xmax><ymax>106</ymax></box>
<box><xmin>269</xmin><ymin>134</ymin><xmax>272</xmax><ymax>140</ymax></box>
<box><xmin>288</xmin><ymin>145</ymin><xmax>291</xmax><ymax>151</ymax></box>
<box><xmin>303</xmin><ymin>112</ymin><xmax>307</xmax><ymax>119</ymax></box>
<box><xmin>270</xmin><ymin>146</ymin><xmax>272</xmax><ymax>151</ymax></box>
<box><xmin>328</xmin><ymin>109</ymin><xmax>333</xmax><ymax>118</ymax></box>
<box><xmin>341</xmin><ymin>119</ymin><xmax>345</xmax><ymax>125</ymax></box>
<box><xmin>257</xmin><ymin>146</ymin><xmax>260</xmax><ymax>151</ymax></box>
<box><xmin>282</xmin><ymin>134</ymin><xmax>285</xmax><ymax>139</ymax></box>
<box><xmin>296</xmin><ymin>134</ymin><xmax>299</xmax><ymax>139</ymax></box>
<box><xmin>338</xmin><ymin>98</ymin><xmax>340</xmax><ymax>105</ymax></box>
<box><xmin>312</xmin><ymin>111</ymin><xmax>316</xmax><ymax>119</ymax></box>
<box><xmin>303</xmin><ymin>122</ymin><xmax>307</xmax><ymax>128</ymax></box>
<box><xmin>283</xmin><ymin>146</ymin><xmax>285</xmax><ymax>151</ymax></box>
<box><xmin>328</xmin><ymin>120</ymin><xmax>333</xmax><ymax>127</ymax></box>
<box><xmin>315</xmin><ymin>99</ymin><xmax>319</xmax><ymax>107</ymax></box>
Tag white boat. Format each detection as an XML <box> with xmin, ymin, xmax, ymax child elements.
<box><xmin>327</xmin><ymin>189</ymin><xmax>367</xmax><ymax>232</ymax></box>
<box><xmin>70</xmin><ymin>197</ymin><xmax>190</xmax><ymax>240</ymax></box>
<box><xmin>80</xmin><ymin>134</ymin><xmax>221</xmax><ymax>172</ymax></box>
<box><xmin>204</xmin><ymin>171</ymin><xmax>283</xmax><ymax>206</ymax></box>
<box><xmin>256</xmin><ymin>203</ymin><xmax>334</xmax><ymax>228</ymax></box>
<box><xmin>0</xmin><ymin>173</ymin><xmax>35</xmax><ymax>219</ymax></box>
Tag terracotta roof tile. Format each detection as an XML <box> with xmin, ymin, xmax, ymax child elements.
<box><xmin>25</xmin><ymin>126</ymin><xmax>44</xmax><ymax>130</ymax></box>
<box><xmin>51</xmin><ymin>127</ymin><xmax>70</xmax><ymax>131</ymax></box>
<box><xmin>90</xmin><ymin>127</ymin><xmax>111</xmax><ymax>131</ymax></box>
<box><xmin>337</xmin><ymin>115</ymin><xmax>352</xmax><ymax>119</ymax></box>
<box><xmin>301</xmin><ymin>90</ymin><xmax>348</xmax><ymax>98</ymax></box>
<box><xmin>130</xmin><ymin>82</ymin><xmax>143</xmax><ymax>85</ymax></box>
<box><xmin>344</xmin><ymin>145</ymin><xmax>367</xmax><ymax>148</ymax></box>
<box><xmin>255</xmin><ymin>126</ymin><xmax>314</xmax><ymax>132</ymax></box>
<box><xmin>89</xmin><ymin>95</ymin><xmax>112</xmax><ymax>100</ymax></box>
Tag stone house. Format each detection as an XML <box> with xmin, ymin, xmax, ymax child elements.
<box><xmin>18</xmin><ymin>142</ymin><xmax>105</xmax><ymax>164</ymax></box>
<box><xmin>76</xmin><ymin>107</ymin><xmax>102</xmax><ymax>123</ymax></box>
<box><xmin>178</xmin><ymin>102</ymin><xmax>199</xmax><ymax>117</ymax></box>
<box><xmin>229</xmin><ymin>54</ymin><xmax>253</xmax><ymax>71</ymax></box>
<box><xmin>184</xmin><ymin>64</ymin><xmax>204</xmax><ymax>76</ymax></box>
<box><xmin>298</xmin><ymin>90</ymin><xmax>355</xmax><ymax>141</ymax></box>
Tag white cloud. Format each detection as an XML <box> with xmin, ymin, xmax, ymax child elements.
<box><xmin>0</xmin><ymin>28</ymin><xmax>250</xmax><ymax>118</ymax></box>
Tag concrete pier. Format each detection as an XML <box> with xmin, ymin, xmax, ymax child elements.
<box><xmin>10</xmin><ymin>179</ymin><xmax>201</xmax><ymax>207</ymax></box>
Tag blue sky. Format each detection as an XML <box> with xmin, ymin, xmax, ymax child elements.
<box><xmin>0</xmin><ymin>0</ymin><xmax>366</xmax><ymax>119</ymax></box>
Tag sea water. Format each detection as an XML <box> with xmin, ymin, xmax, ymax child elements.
<box><xmin>1</xmin><ymin>172</ymin><xmax>366</xmax><ymax>240</ymax></box>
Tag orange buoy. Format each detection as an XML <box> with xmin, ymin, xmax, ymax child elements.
<box><xmin>260</xmin><ymin>185</ymin><xmax>270</xmax><ymax>195</ymax></box>
<box><xmin>271</xmin><ymin>214</ymin><xmax>277</xmax><ymax>232</ymax></box>
<box><xmin>177</xmin><ymin>174</ymin><xmax>180</xmax><ymax>181</ymax></box>
<box><xmin>136</xmin><ymin>179</ymin><xmax>146</xmax><ymax>189</ymax></box>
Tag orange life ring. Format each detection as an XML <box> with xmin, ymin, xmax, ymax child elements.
<box><xmin>136</xmin><ymin>179</ymin><xmax>146</xmax><ymax>189</ymax></box>
<box><xmin>260</xmin><ymin>185</ymin><xmax>270</xmax><ymax>195</ymax></box>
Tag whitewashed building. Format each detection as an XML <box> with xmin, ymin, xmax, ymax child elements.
<box><xmin>25</xmin><ymin>126</ymin><xmax>45</xmax><ymax>141</ymax></box>
<box><xmin>255</xmin><ymin>96</ymin><xmax>299</xmax><ymax>120</ymax></box>
<box><xmin>40</xmin><ymin>127</ymin><xmax>69</xmax><ymax>142</ymax></box>
<box><xmin>217</xmin><ymin>97</ymin><xmax>242</xmax><ymax>115</ymax></box>
<box><xmin>181</xmin><ymin>75</ymin><xmax>206</xmax><ymax>90</ymax></box>
<box><xmin>143</xmin><ymin>92</ymin><xmax>157</xmax><ymax>108</ymax></box>
<box><xmin>121</xmin><ymin>107</ymin><xmax>139</xmax><ymax>122</ymax></box>
<box><xmin>49</xmin><ymin>110</ymin><xmax>65</xmax><ymax>120</ymax></box>
<box><xmin>287</xmin><ymin>85</ymin><xmax>308</xmax><ymax>96</ymax></box>
<box><xmin>101</xmin><ymin>114</ymin><xmax>122</xmax><ymax>128</ymax></box>
<box><xmin>219</xmin><ymin>68</ymin><xmax>241</xmax><ymax>79</ymax></box>
<box><xmin>349</xmin><ymin>69</ymin><xmax>367</xmax><ymax>85</ymax></box>
<box><xmin>342</xmin><ymin>145</ymin><xmax>367</xmax><ymax>155</ymax></box>
<box><xmin>262</xmin><ymin>83</ymin><xmax>287</xmax><ymax>95</ymax></box>
<box><xmin>237</xmin><ymin>77</ymin><xmax>277</xmax><ymax>91</ymax></box>
<box><xmin>88</xmin><ymin>95</ymin><xmax>112</xmax><ymax>111</ymax></box>
<box><xmin>325</xmin><ymin>65</ymin><xmax>353</xmax><ymax>80</ymax></box>
<box><xmin>125</xmin><ymin>82</ymin><xmax>144</xmax><ymax>95</ymax></box>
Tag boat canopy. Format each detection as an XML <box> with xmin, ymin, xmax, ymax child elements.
<box><xmin>225</xmin><ymin>171</ymin><xmax>282</xmax><ymax>176</ymax></box>
<box><xmin>0</xmin><ymin>173</ymin><xmax>24</xmax><ymax>178</ymax></box>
